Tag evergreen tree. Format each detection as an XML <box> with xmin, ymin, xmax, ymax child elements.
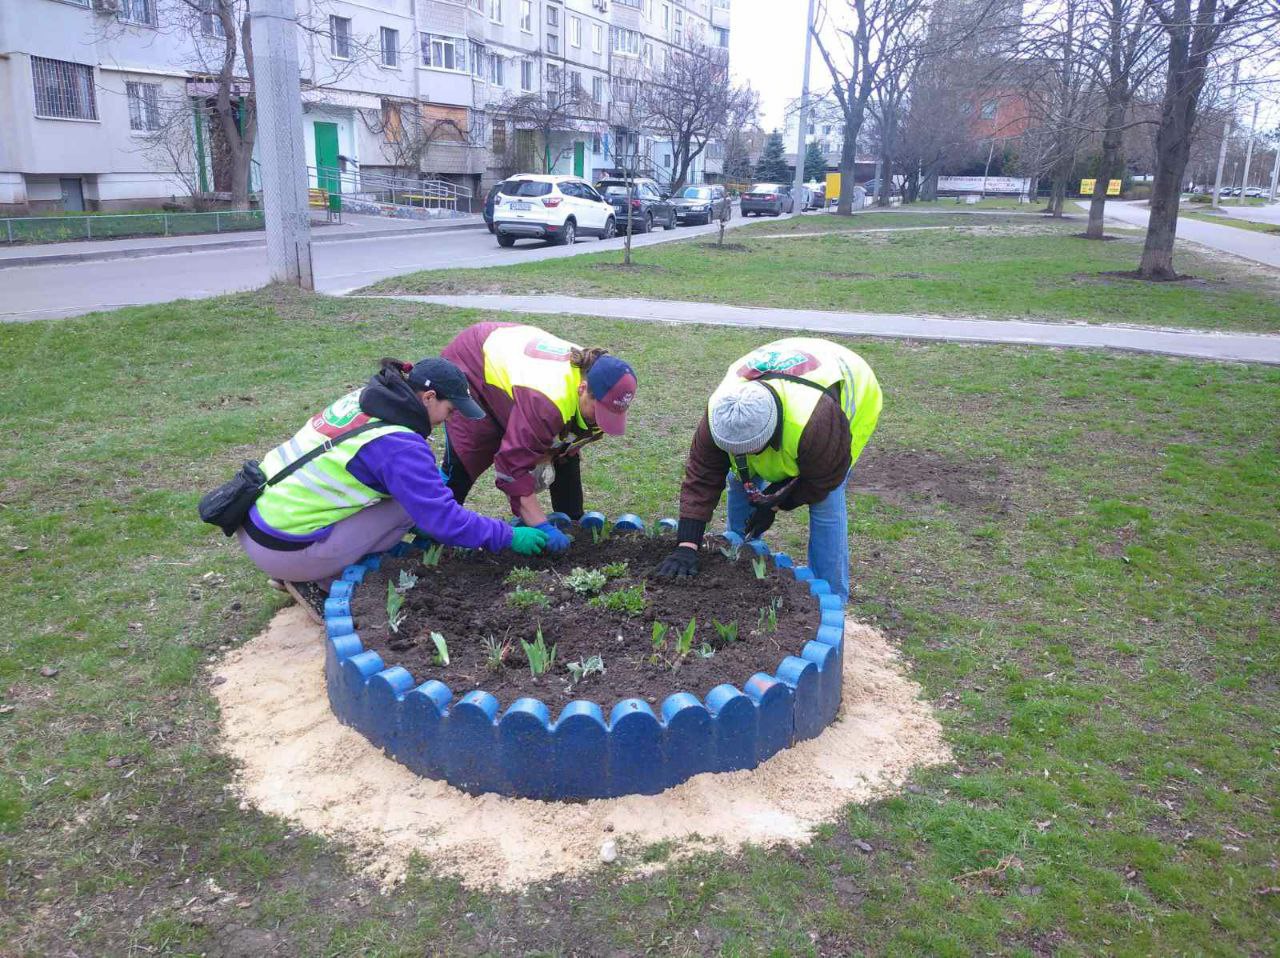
<box><xmin>754</xmin><ymin>130</ymin><xmax>790</xmax><ymax>182</ymax></box>
<box><xmin>803</xmin><ymin>141</ymin><xmax>827</xmax><ymax>182</ymax></box>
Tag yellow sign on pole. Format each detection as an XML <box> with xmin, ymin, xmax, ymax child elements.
<box><xmin>1080</xmin><ymin>178</ymin><xmax>1096</xmax><ymax>196</ymax></box>
<box><xmin>826</xmin><ymin>172</ymin><xmax>841</xmax><ymax>203</ymax></box>
<box><xmin>1106</xmin><ymin>179</ymin><xmax>1122</xmax><ymax>196</ymax></box>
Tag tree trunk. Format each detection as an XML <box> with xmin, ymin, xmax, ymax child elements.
<box><xmin>1049</xmin><ymin>173</ymin><xmax>1066</xmax><ymax>216</ymax></box>
<box><xmin>835</xmin><ymin>122</ymin><xmax>858</xmax><ymax>215</ymax></box>
<box><xmin>1086</xmin><ymin>97</ymin><xmax>1127</xmax><ymax>239</ymax></box>
<box><xmin>877</xmin><ymin>136</ymin><xmax>892</xmax><ymax>207</ymax></box>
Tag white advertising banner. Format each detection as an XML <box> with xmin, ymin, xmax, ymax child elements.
<box><xmin>937</xmin><ymin>175</ymin><xmax>1031</xmax><ymax>195</ymax></box>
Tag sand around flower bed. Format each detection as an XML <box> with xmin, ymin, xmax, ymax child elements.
<box><xmin>214</xmin><ymin>606</ymin><xmax>951</xmax><ymax>891</ymax></box>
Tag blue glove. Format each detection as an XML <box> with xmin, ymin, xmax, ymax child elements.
<box><xmin>536</xmin><ymin>521</ymin><xmax>571</xmax><ymax>554</ymax></box>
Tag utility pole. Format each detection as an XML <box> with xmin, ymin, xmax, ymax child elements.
<box><xmin>1237</xmin><ymin>100</ymin><xmax>1260</xmax><ymax>205</ymax></box>
<box><xmin>249</xmin><ymin>0</ymin><xmax>314</xmax><ymax>289</ymax></box>
<box><xmin>791</xmin><ymin>0</ymin><xmax>817</xmax><ymax>214</ymax></box>
<box><xmin>1211</xmin><ymin>62</ymin><xmax>1239</xmax><ymax>209</ymax></box>
<box><xmin>1269</xmin><ymin>137</ymin><xmax>1280</xmax><ymax>202</ymax></box>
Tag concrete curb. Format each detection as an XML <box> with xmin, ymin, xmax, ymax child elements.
<box><xmin>0</xmin><ymin>219</ymin><xmax>486</xmax><ymax>270</ymax></box>
<box><xmin>324</xmin><ymin>512</ymin><xmax>844</xmax><ymax>800</ymax></box>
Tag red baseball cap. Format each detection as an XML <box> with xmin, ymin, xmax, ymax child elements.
<box><xmin>586</xmin><ymin>356</ymin><xmax>638</xmax><ymax>436</ymax></box>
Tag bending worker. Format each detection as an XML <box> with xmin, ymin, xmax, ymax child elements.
<box><xmin>236</xmin><ymin>357</ymin><xmax>548</xmax><ymax>616</ymax></box>
<box><xmin>440</xmin><ymin>322</ymin><xmax>638</xmax><ymax>552</ymax></box>
<box><xmin>656</xmin><ymin>337</ymin><xmax>882</xmax><ymax>602</ymax></box>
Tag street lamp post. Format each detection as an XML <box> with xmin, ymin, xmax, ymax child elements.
<box><xmin>791</xmin><ymin>0</ymin><xmax>817</xmax><ymax>214</ymax></box>
<box><xmin>1237</xmin><ymin>100</ymin><xmax>1260</xmax><ymax>205</ymax></box>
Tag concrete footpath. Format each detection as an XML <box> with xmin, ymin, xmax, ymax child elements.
<box><xmin>0</xmin><ymin>211</ymin><xmax>484</xmax><ymax>268</ymax></box>
<box><xmin>372</xmin><ymin>293</ymin><xmax>1280</xmax><ymax>365</ymax></box>
<box><xmin>1090</xmin><ymin>200</ymin><xmax>1280</xmax><ymax>269</ymax></box>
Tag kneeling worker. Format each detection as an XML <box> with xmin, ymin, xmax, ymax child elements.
<box><xmin>233</xmin><ymin>357</ymin><xmax>548</xmax><ymax>617</ymax></box>
<box><xmin>655</xmin><ymin>338</ymin><xmax>882</xmax><ymax>602</ymax></box>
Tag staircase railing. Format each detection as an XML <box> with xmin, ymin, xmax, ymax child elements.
<box><xmin>308</xmin><ymin>166</ymin><xmax>473</xmax><ymax>212</ymax></box>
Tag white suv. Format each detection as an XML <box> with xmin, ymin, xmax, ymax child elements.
<box><xmin>493</xmin><ymin>174</ymin><xmax>618</xmax><ymax>247</ymax></box>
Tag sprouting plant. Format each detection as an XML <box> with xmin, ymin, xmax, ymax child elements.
<box><xmin>695</xmin><ymin>643</ymin><xmax>715</xmax><ymax>659</ymax></box>
<box><xmin>386</xmin><ymin>580</ymin><xmax>407</xmax><ymax>633</ymax></box>
<box><xmin>429</xmin><ymin>631</ymin><xmax>450</xmax><ymax>667</ymax></box>
<box><xmin>675</xmin><ymin>617</ymin><xmax>697</xmax><ymax>657</ymax></box>
<box><xmin>756</xmin><ymin>597</ymin><xmax>781</xmax><ymax>633</ymax></box>
<box><xmin>521</xmin><ymin>628</ymin><xmax>557</xmax><ymax>677</ymax></box>
<box><xmin>651</xmin><ymin>620</ymin><xmax>669</xmax><ymax>652</ymax></box>
<box><xmin>482</xmin><ymin>635</ymin><xmax>511</xmax><ymax>671</ymax></box>
<box><xmin>422</xmin><ymin>542</ymin><xmax>445</xmax><ymax>567</ymax></box>
<box><xmin>589</xmin><ymin>585</ymin><xmax>647</xmax><ymax>617</ymax></box>
<box><xmin>508</xmin><ymin>586</ymin><xmax>551</xmax><ymax>610</ymax></box>
<box><xmin>751</xmin><ymin>555</ymin><xmax>768</xmax><ymax>580</ymax></box>
<box><xmin>504</xmin><ymin>566</ymin><xmax>540</xmax><ymax>587</ymax></box>
<box><xmin>397</xmin><ymin>569</ymin><xmax>419</xmax><ymax>591</ymax></box>
<box><xmin>565</xmin><ymin>566</ymin><xmax>607</xmax><ymax>595</ymax></box>
<box><xmin>589</xmin><ymin>522</ymin><xmax>612</xmax><ymax>545</ymax></box>
<box><xmin>601</xmin><ymin>561</ymin><xmax>629</xmax><ymax>579</ymax></box>
<box><xmin>566</xmin><ymin>654</ymin><xmax>606</xmax><ymax>685</ymax></box>
<box><xmin>712</xmin><ymin>619</ymin><xmax>739</xmax><ymax>644</ymax></box>
<box><xmin>718</xmin><ymin>539</ymin><xmax>741</xmax><ymax>562</ymax></box>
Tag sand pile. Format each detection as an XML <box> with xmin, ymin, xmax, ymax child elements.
<box><xmin>214</xmin><ymin>606</ymin><xmax>949</xmax><ymax>890</ymax></box>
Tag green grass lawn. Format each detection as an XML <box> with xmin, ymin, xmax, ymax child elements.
<box><xmin>1182</xmin><ymin>210</ymin><xmax>1280</xmax><ymax>235</ymax></box>
<box><xmin>1</xmin><ymin>289</ymin><xmax>1277</xmax><ymax>955</ymax></box>
<box><xmin>366</xmin><ymin>216</ymin><xmax>1280</xmax><ymax>333</ymax></box>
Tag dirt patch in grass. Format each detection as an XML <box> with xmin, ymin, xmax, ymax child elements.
<box><xmin>1071</xmin><ymin>233</ymin><xmax>1124</xmax><ymax>241</ymax></box>
<box><xmin>821</xmin><ymin>271</ymin><xmax>928</xmax><ymax>280</ymax></box>
<box><xmin>695</xmin><ymin>242</ymin><xmax>753</xmax><ymax>252</ymax></box>
<box><xmin>350</xmin><ymin>536</ymin><xmax>819</xmax><ymax>708</ymax></box>
<box><xmin>215</xmin><ymin>608</ymin><xmax>950</xmax><ymax>890</ymax></box>
<box><xmin>853</xmin><ymin>446</ymin><xmax>1010</xmax><ymax>513</ymax></box>
<box><xmin>1095</xmin><ymin>269</ymin><xmax>1209</xmax><ymax>285</ymax></box>
<box><xmin>589</xmin><ymin>262</ymin><xmax>667</xmax><ymax>273</ymax></box>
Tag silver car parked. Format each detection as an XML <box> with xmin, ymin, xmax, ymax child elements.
<box><xmin>740</xmin><ymin>183</ymin><xmax>795</xmax><ymax>216</ymax></box>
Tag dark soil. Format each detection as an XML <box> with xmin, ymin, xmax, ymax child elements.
<box><xmin>1096</xmin><ymin>269</ymin><xmax>1205</xmax><ymax>285</ymax></box>
<box><xmin>351</xmin><ymin>536</ymin><xmax>820</xmax><ymax>708</ymax></box>
<box><xmin>1071</xmin><ymin>233</ymin><xmax>1123</xmax><ymax>241</ymax></box>
<box><xmin>697</xmin><ymin>242</ymin><xmax>753</xmax><ymax>252</ymax></box>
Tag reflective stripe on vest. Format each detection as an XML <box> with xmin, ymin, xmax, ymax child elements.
<box><xmin>713</xmin><ymin>338</ymin><xmax>883</xmax><ymax>485</ymax></box>
<box><xmin>481</xmin><ymin>324</ymin><xmax>583</xmax><ymax>423</ymax></box>
<box><xmin>254</xmin><ymin>388</ymin><xmax>413</xmax><ymax>535</ymax></box>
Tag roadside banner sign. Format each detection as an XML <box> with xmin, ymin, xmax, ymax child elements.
<box><xmin>1080</xmin><ymin>179</ymin><xmax>1096</xmax><ymax>195</ymax></box>
<box><xmin>1106</xmin><ymin>179</ymin><xmax>1122</xmax><ymax>196</ymax></box>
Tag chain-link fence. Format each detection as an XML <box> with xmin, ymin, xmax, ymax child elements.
<box><xmin>0</xmin><ymin>210</ymin><xmax>265</xmax><ymax>245</ymax></box>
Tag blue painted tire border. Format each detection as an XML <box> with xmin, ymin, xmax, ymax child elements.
<box><xmin>322</xmin><ymin>512</ymin><xmax>846</xmax><ymax>800</ymax></box>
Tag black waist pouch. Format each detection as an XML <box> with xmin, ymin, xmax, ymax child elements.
<box><xmin>198</xmin><ymin>461</ymin><xmax>268</xmax><ymax>536</ymax></box>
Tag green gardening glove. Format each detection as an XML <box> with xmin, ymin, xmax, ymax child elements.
<box><xmin>510</xmin><ymin>526</ymin><xmax>549</xmax><ymax>556</ymax></box>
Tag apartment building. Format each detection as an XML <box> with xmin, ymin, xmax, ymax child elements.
<box><xmin>0</xmin><ymin>0</ymin><xmax>730</xmax><ymax>214</ymax></box>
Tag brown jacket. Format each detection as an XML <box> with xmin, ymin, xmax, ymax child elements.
<box><xmin>678</xmin><ymin>394</ymin><xmax>853</xmax><ymax>525</ymax></box>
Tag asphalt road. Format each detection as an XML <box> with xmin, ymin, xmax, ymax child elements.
<box><xmin>0</xmin><ymin>213</ymin><xmax>745</xmax><ymax>323</ymax></box>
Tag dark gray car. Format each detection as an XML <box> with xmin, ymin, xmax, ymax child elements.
<box><xmin>740</xmin><ymin>183</ymin><xmax>795</xmax><ymax>216</ymax></box>
<box><xmin>673</xmin><ymin>184</ymin><xmax>732</xmax><ymax>225</ymax></box>
<box><xmin>594</xmin><ymin>177</ymin><xmax>676</xmax><ymax>233</ymax></box>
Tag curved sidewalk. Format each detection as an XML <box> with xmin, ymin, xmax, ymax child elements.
<box><xmin>370</xmin><ymin>293</ymin><xmax>1280</xmax><ymax>365</ymax></box>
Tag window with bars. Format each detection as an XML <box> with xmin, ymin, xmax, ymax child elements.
<box><xmin>330</xmin><ymin>16</ymin><xmax>352</xmax><ymax>58</ymax></box>
<box><xmin>492</xmin><ymin>118</ymin><xmax>507</xmax><ymax>154</ymax></box>
<box><xmin>381</xmin><ymin>27</ymin><xmax>400</xmax><ymax>66</ymax></box>
<box><xmin>126</xmin><ymin>81</ymin><xmax>161</xmax><ymax>131</ymax></box>
<box><xmin>200</xmin><ymin>0</ymin><xmax>226</xmax><ymax>38</ymax></box>
<box><xmin>31</xmin><ymin>57</ymin><xmax>97</xmax><ymax>121</ymax></box>
<box><xmin>119</xmin><ymin>0</ymin><xmax>156</xmax><ymax>26</ymax></box>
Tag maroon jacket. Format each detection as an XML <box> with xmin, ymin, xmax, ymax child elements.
<box><xmin>676</xmin><ymin>395</ymin><xmax>852</xmax><ymax>540</ymax></box>
<box><xmin>442</xmin><ymin>322</ymin><xmax>595</xmax><ymax>510</ymax></box>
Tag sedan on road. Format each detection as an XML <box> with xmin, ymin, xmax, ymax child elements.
<box><xmin>595</xmin><ymin>177</ymin><xmax>677</xmax><ymax>233</ymax></box>
<box><xmin>740</xmin><ymin>184</ymin><xmax>795</xmax><ymax>216</ymax></box>
<box><xmin>673</xmin><ymin>184</ymin><xmax>732</xmax><ymax>225</ymax></box>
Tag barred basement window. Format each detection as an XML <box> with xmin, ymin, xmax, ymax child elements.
<box><xmin>31</xmin><ymin>57</ymin><xmax>97</xmax><ymax>121</ymax></box>
<box><xmin>119</xmin><ymin>0</ymin><xmax>156</xmax><ymax>27</ymax></box>
<box><xmin>492</xmin><ymin>118</ymin><xmax>507</xmax><ymax>154</ymax></box>
<box><xmin>126</xmin><ymin>81</ymin><xmax>161</xmax><ymax>131</ymax></box>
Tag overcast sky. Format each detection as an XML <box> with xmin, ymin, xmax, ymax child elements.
<box><xmin>728</xmin><ymin>0</ymin><xmax>809</xmax><ymax>133</ymax></box>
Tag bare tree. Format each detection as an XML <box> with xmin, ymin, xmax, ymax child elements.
<box><xmin>605</xmin><ymin>59</ymin><xmax>656</xmax><ymax>266</ymax></box>
<box><xmin>897</xmin><ymin>75</ymin><xmax>983</xmax><ymax>200</ymax></box>
<box><xmin>1138</xmin><ymin>0</ymin><xmax>1275</xmax><ymax>278</ymax></box>
<box><xmin>137</xmin><ymin>95</ymin><xmax>214</xmax><ymax>209</ymax></box>
<box><xmin>496</xmin><ymin>76</ymin><xmax>597</xmax><ymax>174</ymax></box>
<box><xmin>361</xmin><ymin>99</ymin><xmax>470</xmax><ymax>178</ymax></box>
<box><xmin>641</xmin><ymin>43</ymin><xmax>758</xmax><ymax>193</ymax></box>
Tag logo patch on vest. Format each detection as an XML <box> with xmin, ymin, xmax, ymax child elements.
<box><xmin>524</xmin><ymin>339</ymin><xmax>573</xmax><ymax>362</ymax></box>
<box><xmin>311</xmin><ymin>391</ymin><xmax>371</xmax><ymax>439</ymax></box>
<box><xmin>738</xmin><ymin>349</ymin><xmax>820</xmax><ymax>379</ymax></box>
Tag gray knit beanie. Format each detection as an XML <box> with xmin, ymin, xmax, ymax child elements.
<box><xmin>708</xmin><ymin>381</ymin><xmax>777</xmax><ymax>455</ymax></box>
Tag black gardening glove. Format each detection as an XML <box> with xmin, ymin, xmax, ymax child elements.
<box><xmin>744</xmin><ymin>506</ymin><xmax>777</xmax><ymax>540</ymax></box>
<box><xmin>655</xmin><ymin>545</ymin><xmax>699</xmax><ymax>579</ymax></box>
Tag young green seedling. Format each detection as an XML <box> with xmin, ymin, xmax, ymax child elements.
<box><xmin>712</xmin><ymin>619</ymin><xmax>739</xmax><ymax>644</ymax></box>
<box><xmin>482</xmin><ymin>635</ymin><xmax>511</xmax><ymax>671</ymax></box>
<box><xmin>507</xmin><ymin>586</ymin><xmax>551</xmax><ymax>610</ymax></box>
<box><xmin>718</xmin><ymin>539</ymin><xmax>741</xmax><ymax>562</ymax></box>
<box><xmin>675</xmin><ymin>617</ymin><xmax>697</xmax><ymax>657</ymax></box>
<box><xmin>422</xmin><ymin>542</ymin><xmax>445</xmax><ymax>567</ymax></box>
<box><xmin>751</xmin><ymin>555</ymin><xmax>768</xmax><ymax>580</ymax></box>
<box><xmin>651</xmin><ymin>620</ymin><xmax>669</xmax><ymax>652</ymax></box>
<box><xmin>386</xmin><ymin>580</ymin><xmax>407</xmax><ymax>633</ymax></box>
<box><xmin>695</xmin><ymin>642</ymin><xmax>715</xmax><ymax>659</ymax></box>
<box><xmin>589</xmin><ymin>585</ymin><xmax>647</xmax><ymax>617</ymax></box>
<box><xmin>565</xmin><ymin>566</ymin><xmax>607</xmax><ymax>595</ymax></box>
<box><xmin>755</xmin><ymin>597</ymin><xmax>781</xmax><ymax>633</ymax></box>
<box><xmin>566</xmin><ymin>654</ymin><xmax>605</xmax><ymax>685</ymax></box>
<box><xmin>429</xmin><ymin>631</ymin><xmax>450</xmax><ymax>667</ymax></box>
<box><xmin>521</xmin><ymin>628</ymin><xmax>557</xmax><ymax>677</ymax></box>
<box><xmin>397</xmin><ymin>569</ymin><xmax>419</xmax><ymax>591</ymax></box>
<box><xmin>504</xmin><ymin>566</ymin><xmax>540</xmax><ymax>587</ymax></box>
<box><xmin>600</xmin><ymin>561</ymin><xmax>629</xmax><ymax>579</ymax></box>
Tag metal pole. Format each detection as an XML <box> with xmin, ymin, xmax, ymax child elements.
<box><xmin>1269</xmin><ymin>139</ymin><xmax>1280</xmax><ymax>203</ymax></box>
<box><xmin>792</xmin><ymin>0</ymin><xmax>817</xmax><ymax>214</ymax></box>
<box><xmin>1211</xmin><ymin>62</ymin><xmax>1239</xmax><ymax>208</ymax></box>
<box><xmin>981</xmin><ymin>139</ymin><xmax>996</xmax><ymax>199</ymax></box>
<box><xmin>249</xmin><ymin>0</ymin><xmax>314</xmax><ymax>289</ymax></box>
<box><xmin>1237</xmin><ymin>100</ymin><xmax>1259</xmax><ymax>205</ymax></box>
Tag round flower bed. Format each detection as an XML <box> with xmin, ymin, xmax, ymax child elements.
<box><xmin>322</xmin><ymin>512</ymin><xmax>846</xmax><ymax>800</ymax></box>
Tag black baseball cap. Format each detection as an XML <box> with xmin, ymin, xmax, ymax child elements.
<box><xmin>407</xmin><ymin>358</ymin><xmax>485</xmax><ymax>420</ymax></box>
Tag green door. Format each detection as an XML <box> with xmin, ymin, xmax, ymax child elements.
<box><xmin>314</xmin><ymin>122</ymin><xmax>340</xmax><ymax>192</ymax></box>
<box><xmin>573</xmin><ymin>141</ymin><xmax>586</xmax><ymax>178</ymax></box>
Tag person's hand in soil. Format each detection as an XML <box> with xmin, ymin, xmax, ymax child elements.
<box><xmin>744</xmin><ymin>506</ymin><xmax>777</xmax><ymax>540</ymax></box>
<box><xmin>535</xmin><ymin>521</ymin><xmax>572</xmax><ymax>554</ymax></box>
<box><xmin>510</xmin><ymin>526</ymin><xmax>550</xmax><ymax>556</ymax></box>
<box><xmin>655</xmin><ymin>545</ymin><xmax>699</xmax><ymax>578</ymax></box>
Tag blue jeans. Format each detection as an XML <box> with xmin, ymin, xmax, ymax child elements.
<box><xmin>726</xmin><ymin>474</ymin><xmax>850</xmax><ymax>602</ymax></box>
